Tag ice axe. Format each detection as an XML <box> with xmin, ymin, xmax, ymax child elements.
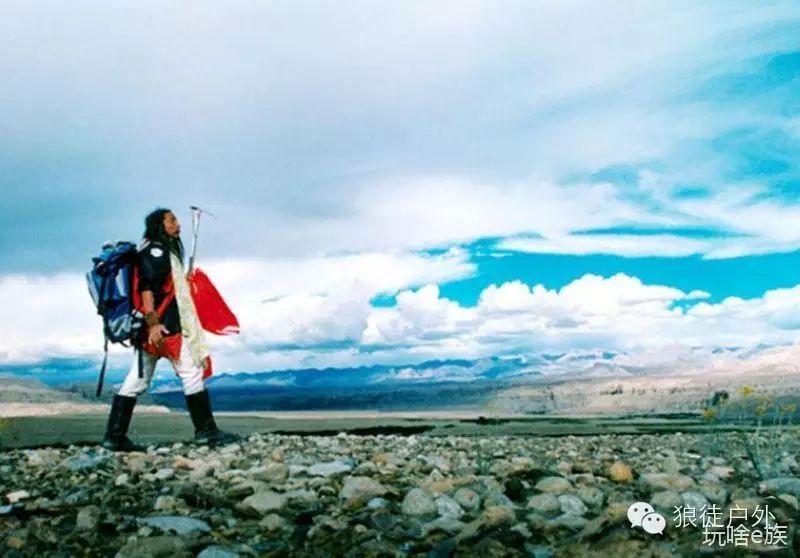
<box><xmin>185</xmin><ymin>205</ymin><xmax>240</xmax><ymax>336</ymax></box>
<box><xmin>188</xmin><ymin>205</ymin><xmax>216</xmax><ymax>274</ymax></box>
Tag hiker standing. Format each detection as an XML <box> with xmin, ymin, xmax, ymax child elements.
<box><xmin>101</xmin><ymin>208</ymin><xmax>238</xmax><ymax>451</ymax></box>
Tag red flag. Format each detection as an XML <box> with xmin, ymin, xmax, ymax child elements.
<box><xmin>187</xmin><ymin>267</ymin><xmax>240</xmax><ymax>335</ymax></box>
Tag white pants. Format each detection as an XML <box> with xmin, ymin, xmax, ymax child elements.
<box><xmin>117</xmin><ymin>338</ymin><xmax>206</xmax><ymax>397</ymax></box>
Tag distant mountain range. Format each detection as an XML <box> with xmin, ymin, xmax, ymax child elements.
<box><xmin>136</xmin><ymin>344</ymin><xmax>797</xmax><ymax>412</ymax></box>
<box><xmin>0</xmin><ymin>344</ymin><xmax>783</xmax><ymax>393</ymax></box>
<box><xmin>2</xmin><ymin>343</ymin><xmax>798</xmax><ymax>415</ymax></box>
<box><xmin>144</xmin><ymin>344</ymin><xmax>774</xmax><ymax>394</ymax></box>
<box><xmin>150</xmin><ymin>355</ymin><xmax>538</xmax><ymax>393</ymax></box>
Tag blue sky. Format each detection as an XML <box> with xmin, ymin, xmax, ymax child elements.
<box><xmin>435</xmin><ymin>248</ymin><xmax>800</xmax><ymax>308</ymax></box>
<box><xmin>1</xmin><ymin>1</ymin><xmax>800</xmax><ymax>377</ymax></box>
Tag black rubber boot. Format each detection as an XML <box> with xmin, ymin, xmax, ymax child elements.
<box><xmin>185</xmin><ymin>389</ymin><xmax>240</xmax><ymax>446</ymax></box>
<box><xmin>101</xmin><ymin>395</ymin><xmax>145</xmax><ymax>452</ymax></box>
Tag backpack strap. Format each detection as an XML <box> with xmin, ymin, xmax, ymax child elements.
<box><xmin>96</xmin><ymin>337</ymin><xmax>109</xmax><ymax>398</ymax></box>
<box><xmin>156</xmin><ymin>273</ymin><xmax>176</xmax><ymax>317</ymax></box>
<box><xmin>132</xmin><ymin>264</ymin><xmax>176</xmax><ymax>318</ymax></box>
<box><xmin>94</xmin><ymin>267</ymin><xmax>112</xmax><ymax>397</ymax></box>
<box><xmin>131</xmin><ymin>265</ymin><xmax>175</xmax><ymax>379</ymax></box>
<box><xmin>137</xmin><ymin>345</ymin><xmax>144</xmax><ymax>379</ymax></box>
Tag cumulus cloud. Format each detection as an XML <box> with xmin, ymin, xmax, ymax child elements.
<box><xmin>0</xmin><ymin>248</ymin><xmax>473</xmax><ymax>368</ymax></box>
<box><xmin>2</xmin><ymin>1</ymin><xmax>800</xmax><ymax>378</ymax></box>
<box><xmin>499</xmin><ymin>234</ymin><xmax>709</xmax><ymax>259</ymax></box>
<box><xmin>0</xmin><ymin>273</ymin><xmax>99</xmax><ymax>363</ymax></box>
<box><xmin>2</xmin><ymin>259</ymin><xmax>799</xmax><ymax>375</ymax></box>
<box><xmin>2</xmin><ymin>1</ymin><xmax>799</xmax><ymax>269</ymax></box>
<box><xmin>358</xmin><ymin>274</ymin><xmax>799</xmax><ymax>365</ymax></box>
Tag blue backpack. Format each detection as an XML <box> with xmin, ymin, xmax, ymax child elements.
<box><xmin>87</xmin><ymin>241</ymin><xmax>145</xmax><ymax>397</ymax></box>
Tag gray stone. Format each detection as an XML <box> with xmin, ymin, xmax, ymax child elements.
<box><xmin>681</xmin><ymin>491</ymin><xmax>709</xmax><ymax>513</ymax></box>
<box><xmin>527</xmin><ymin>493</ymin><xmax>561</xmax><ymax>515</ymax></box>
<box><xmin>548</xmin><ymin>513</ymin><xmax>587</xmax><ymax>532</ymax></box>
<box><xmin>250</xmin><ymin>462</ymin><xmax>289</xmax><ymax>483</ymax></box>
<box><xmin>284</xmin><ymin>488</ymin><xmax>318</xmax><ymax>507</ymax></box>
<box><xmin>709</xmin><ymin>466</ymin><xmax>735</xmax><ymax>479</ymax></box>
<box><xmin>125</xmin><ymin>455</ymin><xmax>151</xmax><ymax>474</ymax></box>
<box><xmin>402</xmin><ymin>488</ymin><xmax>437</xmax><ymax>518</ymax></box>
<box><xmin>197</xmin><ymin>546</ymin><xmax>240</xmax><ymax>558</ymax></box>
<box><xmin>454</xmin><ymin>488</ymin><xmax>481</xmax><ymax>512</ymax></box>
<box><xmin>258</xmin><ymin>513</ymin><xmax>288</xmax><ymax>532</ymax></box>
<box><xmin>511</xmin><ymin>521</ymin><xmax>532</xmax><ymax>539</ymax></box>
<box><xmin>115</xmin><ymin>536</ymin><xmax>190</xmax><ymax>558</ymax></box>
<box><xmin>241</xmin><ymin>490</ymin><xmax>288</xmax><ymax>514</ymax></box>
<box><xmin>189</xmin><ymin>465</ymin><xmax>212</xmax><ymax>482</ymax></box>
<box><xmin>535</xmin><ymin>477</ymin><xmax>572</xmax><ymax>494</ymax></box>
<box><xmin>270</xmin><ymin>447</ymin><xmax>285</xmax><ymax>462</ymax></box>
<box><xmin>227</xmin><ymin>480</ymin><xmax>262</xmax><ymax>499</ymax></box>
<box><xmin>367</xmin><ymin>497</ymin><xmax>391</xmax><ymax>509</ymax></box>
<box><xmin>63</xmin><ymin>488</ymin><xmax>89</xmax><ymax>506</ymax></box>
<box><xmin>371</xmin><ymin>512</ymin><xmax>399</xmax><ymax>531</ymax></box>
<box><xmin>340</xmin><ymin>476</ymin><xmax>389</xmax><ymax>506</ymax></box>
<box><xmin>482</xmin><ymin>505</ymin><xmax>516</xmax><ymax>527</ymax></box>
<box><xmin>558</xmin><ymin>494</ymin><xmax>587</xmax><ymax>516</ymax></box>
<box><xmin>307</xmin><ymin>459</ymin><xmax>354</xmax><ymax>477</ymax></box>
<box><xmin>524</xmin><ymin>545</ymin><xmax>555</xmax><ymax>558</ymax></box>
<box><xmin>640</xmin><ymin>473</ymin><xmax>695</xmax><ymax>491</ymax></box>
<box><xmin>154</xmin><ymin>468</ymin><xmax>174</xmax><ymax>481</ymax></box>
<box><xmin>288</xmin><ymin>464</ymin><xmax>309</xmax><ymax>477</ymax></box>
<box><xmin>651</xmin><ymin>490</ymin><xmax>683</xmax><ymax>512</ymax></box>
<box><xmin>576</xmin><ymin>486</ymin><xmax>604</xmax><ymax>508</ymax></box>
<box><xmin>141</xmin><ymin>515</ymin><xmax>211</xmax><ymax>535</ymax></box>
<box><xmin>354</xmin><ymin>461</ymin><xmax>379</xmax><ymax>475</ymax></box>
<box><xmin>455</xmin><ymin>518</ymin><xmax>484</xmax><ymax>543</ymax></box>
<box><xmin>76</xmin><ymin>505</ymin><xmax>101</xmax><ymax>531</ymax></box>
<box><xmin>759</xmin><ymin>477</ymin><xmax>800</xmax><ymax>495</ymax></box>
<box><xmin>485</xmin><ymin>490</ymin><xmax>516</xmax><ymax>508</ymax></box>
<box><xmin>26</xmin><ymin>449</ymin><xmax>61</xmax><ymax>467</ymax></box>
<box><xmin>662</xmin><ymin>453</ymin><xmax>681</xmax><ymax>475</ymax></box>
<box><xmin>698</xmin><ymin>483</ymin><xmax>728</xmax><ymax>505</ymax></box>
<box><xmin>64</xmin><ymin>451</ymin><xmax>107</xmax><ymax>472</ymax></box>
<box><xmin>423</xmin><ymin>517</ymin><xmax>466</xmax><ymax>536</ymax></box>
<box><xmin>435</xmin><ymin>495</ymin><xmax>464</xmax><ymax>519</ymax></box>
<box><xmin>153</xmin><ymin>496</ymin><xmax>179</xmax><ymax>511</ymax></box>
<box><xmin>5</xmin><ymin>490</ymin><xmax>29</xmax><ymax>504</ymax></box>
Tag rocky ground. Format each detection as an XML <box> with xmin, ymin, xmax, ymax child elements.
<box><xmin>1</xmin><ymin>429</ymin><xmax>799</xmax><ymax>557</ymax></box>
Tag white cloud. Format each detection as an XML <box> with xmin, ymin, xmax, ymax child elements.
<box><xmin>363</xmin><ymin>285</ymin><xmax>475</xmax><ymax>346</ymax></box>
<box><xmin>201</xmin><ymin>246</ymin><xmax>473</xmax><ymax>302</ymax></box>
<box><xmin>2</xmin><ymin>1</ymin><xmax>800</xmax><ymax>378</ymax></box>
<box><xmin>498</xmin><ymin>234</ymin><xmax>708</xmax><ymax>258</ymax></box>
<box><xmin>3</xmin><ymin>259</ymin><xmax>799</xmax><ymax>376</ymax></box>
<box><xmin>0</xmin><ymin>274</ymin><xmax>99</xmax><ymax>363</ymax></box>
<box><xmin>0</xmin><ymin>248</ymin><xmax>474</xmax><ymax>368</ymax></box>
<box><xmin>253</xmin><ymin>174</ymin><xmax>665</xmax><ymax>260</ymax></box>
<box><xmin>358</xmin><ymin>274</ymin><xmax>800</xmax><ymax>365</ymax></box>
<box><xmin>4</xmin><ymin>1</ymin><xmax>799</xmax><ymax>266</ymax></box>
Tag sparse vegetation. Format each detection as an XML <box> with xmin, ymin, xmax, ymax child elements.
<box><xmin>0</xmin><ymin>417</ymin><xmax>9</xmax><ymax>448</ymax></box>
<box><xmin>702</xmin><ymin>384</ymin><xmax>798</xmax><ymax>480</ymax></box>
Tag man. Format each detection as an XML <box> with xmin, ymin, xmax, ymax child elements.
<box><xmin>102</xmin><ymin>208</ymin><xmax>239</xmax><ymax>451</ymax></box>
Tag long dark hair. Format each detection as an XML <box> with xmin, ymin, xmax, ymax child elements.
<box><xmin>143</xmin><ymin>208</ymin><xmax>184</xmax><ymax>264</ymax></box>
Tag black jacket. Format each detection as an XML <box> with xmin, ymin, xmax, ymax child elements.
<box><xmin>137</xmin><ymin>240</ymin><xmax>181</xmax><ymax>336</ymax></box>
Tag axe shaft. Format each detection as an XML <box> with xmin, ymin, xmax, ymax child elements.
<box><xmin>187</xmin><ymin>206</ymin><xmax>216</xmax><ymax>274</ymax></box>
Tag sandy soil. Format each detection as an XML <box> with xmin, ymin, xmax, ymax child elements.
<box><xmin>0</xmin><ymin>410</ymin><xmax>760</xmax><ymax>450</ymax></box>
<box><xmin>0</xmin><ymin>402</ymin><xmax>172</xmax><ymax>418</ymax></box>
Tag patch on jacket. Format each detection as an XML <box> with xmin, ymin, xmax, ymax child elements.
<box><xmin>150</xmin><ymin>247</ymin><xmax>164</xmax><ymax>257</ymax></box>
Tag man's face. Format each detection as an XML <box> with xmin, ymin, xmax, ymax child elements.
<box><xmin>163</xmin><ymin>212</ymin><xmax>181</xmax><ymax>238</ymax></box>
